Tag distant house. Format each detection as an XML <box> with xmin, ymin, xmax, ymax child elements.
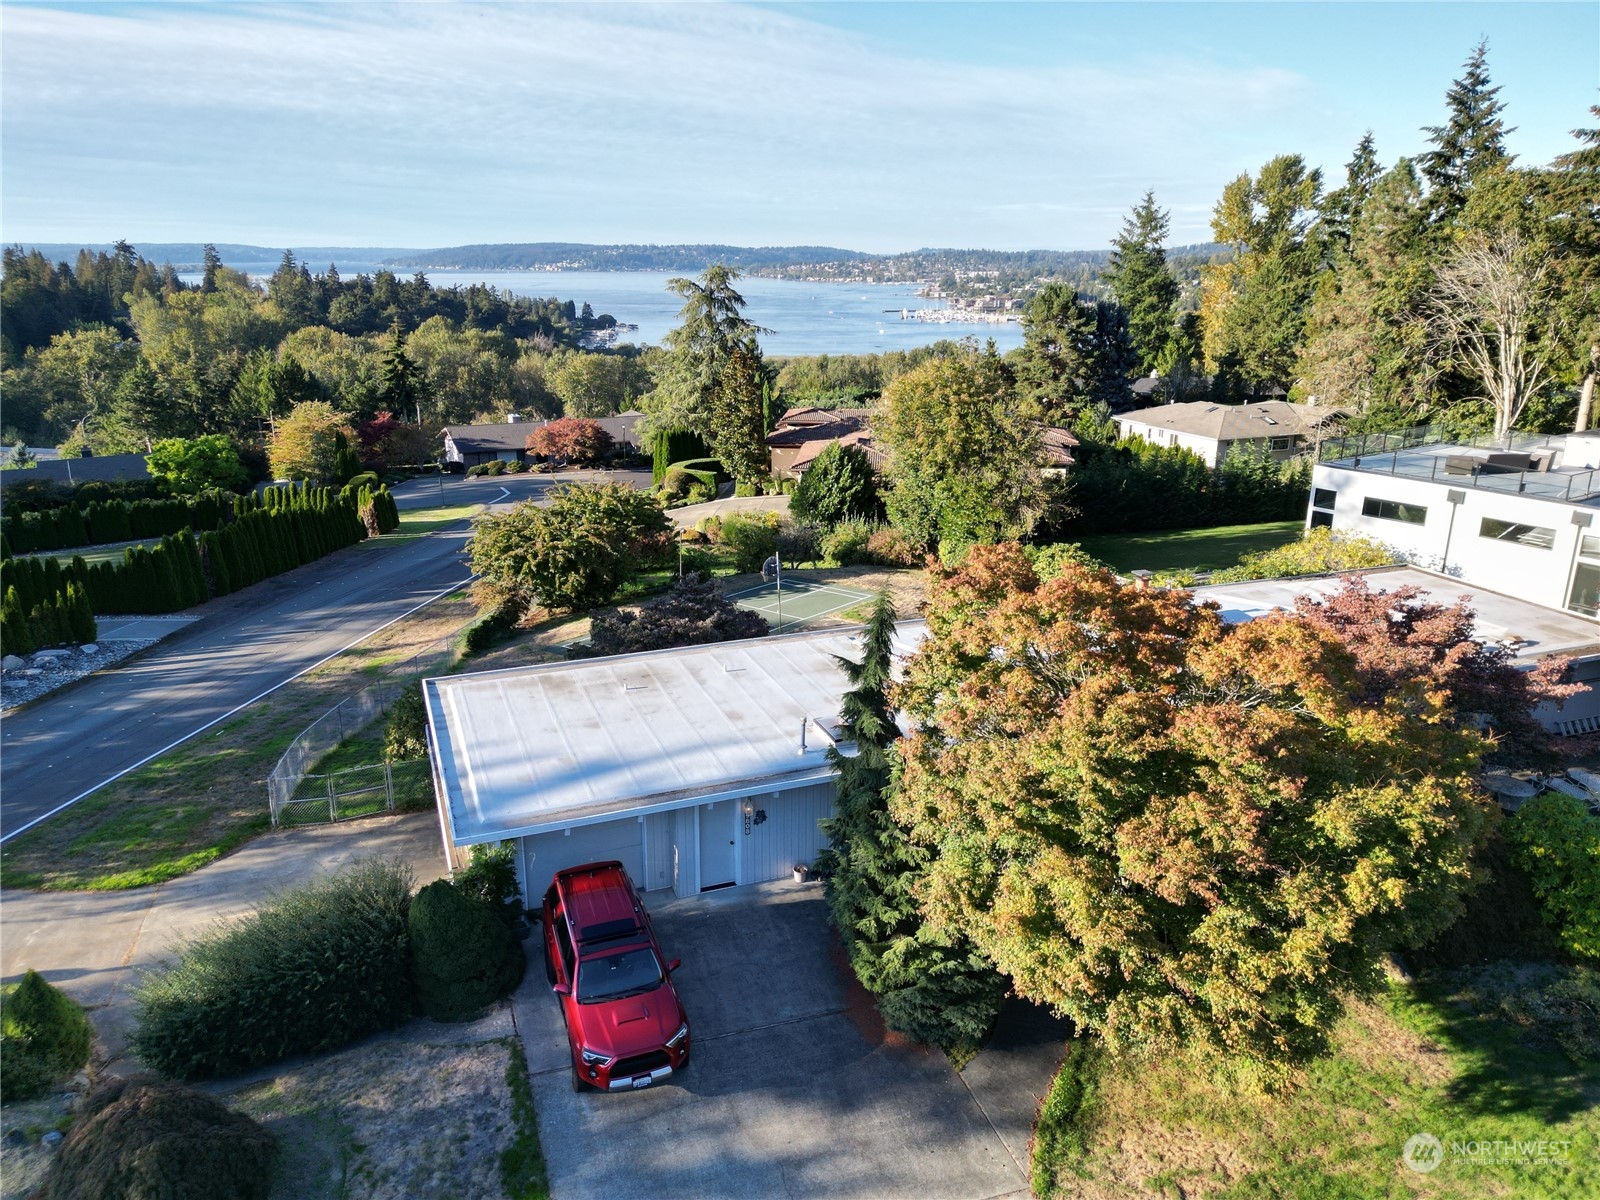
<box><xmin>1128</xmin><ymin>373</ymin><xmax>1167</xmax><ymax>407</ymax></box>
<box><xmin>766</xmin><ymin>408</ymin><xmax>878</xmax><ymax>479</ymax></box>
<box><xmin>1114</xmin><ymin>400</ymin><xmax>1343</xmax><ymax>467</ymax></box>
<box><xmin>441</xmin><ymin>411</ymin><xmax>643</xmax><ymax>468</ymax></box>
<box><xmin>1039</xmin><ymin>426</ymin><xmax>1079</xmax><ymax>475</ymax></box>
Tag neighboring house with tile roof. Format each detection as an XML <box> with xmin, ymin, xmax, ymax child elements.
<box><xmin>1114</xmin><ymin>400</ymin><xmax>1344</xmax><ymax>467</ymax></box>
<box><xmin>766</xmin><ymin>408</ymin><xmax>875</xmax><ymax>479</ymax></box>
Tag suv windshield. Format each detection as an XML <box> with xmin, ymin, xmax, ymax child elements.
<box><xmin>577</xmin><ymin>947</ymin><xmax>663</xmax><ymax>1002</ymax></box>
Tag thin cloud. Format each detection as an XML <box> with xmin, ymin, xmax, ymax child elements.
<box><xmin>1</xmin><ymin>2</ymin><xmax>1325</xmax><ymax>248</ymax></box>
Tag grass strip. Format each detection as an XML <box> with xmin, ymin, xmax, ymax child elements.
<box><xmin>1074</xmin><ymin>521</ymin><xmax>1303</xmax><ymax>574</ymax></box>
<box><xmin>1030</xmin><ymin>1038</ymin><xmax>1105</xmax><ymax>1199</ymax></box>
<box><xmin>500</xmin><ymin>1038</ymin><xmax>550</xmax><ymax>1200</ymax></box>
<box><xmin>0</xmin><ymin>593</ymin><xmax>479</xmax><ymax>891</ymax></box>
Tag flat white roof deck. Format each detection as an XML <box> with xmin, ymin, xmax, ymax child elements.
<box><xmin>1189</xmin><ymin>567</ymin><xmax>1600</xmax><ymax>663</ymax></box>
<box><xmin>427</xmin><ymin>623</ymin><xmax>926</xmax><ymax>845</ymax></box>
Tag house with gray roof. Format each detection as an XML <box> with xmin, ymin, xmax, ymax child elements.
<box><xmin>1114</xmin><ymin>400</ymin><xmax>1343</xmax><ymax>467</ymax></box>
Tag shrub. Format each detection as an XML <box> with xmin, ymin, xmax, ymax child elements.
<box><xmin>409</xmin><ymin>880</ymin><xmax>525</xmax><ymax>1021</ymax></box>
<box><xmin>453</xmin><ymin>843</ymin><xmax>524</xmax><ymax>925</ymax></box>
<box><xmin>1506</xmin><ymin>792</ymin><xmax>1600</xmax><ymax>961</ymax></box>
<box><xmin>790</xmin><ymin>442</ymin><xmax>879</xmax><ymax>529</ymax></box>
<box><xmin>463</xmin><ymin>599</ymin><xmax>523</xmax><ymax>655</ymax></box>
<box><xmin>683</xmin><ymin>481</ymin><xmax>715</xmax><ymax>506</ymax></box>
<box><xmin>777</xmin><ymin>522</ymin><xmax>821</xmax><ymax>567</ymax></box>
<box><xmin>527</xmin><ymin>417</ymin><xmax>614</xmax><ymax>465</ymax></box>
<box><xmin>659</xmin><ymin>466</ymin><xmax>694</xmax><ymax>505</ymax></box>
<box><xmin>384</xmin><ymin>683</ymin><xmax>429</xmax><ymax>762</ymax></box>
<box><xmin>132</xmin><ymin>859</ymin><xmax>415</xmax><ymax>1079</ymax></box>
<box><xmin>40</xmin><ymin>1076</ymin><xmax>276</xmax><ymax>1200</ymax></box>
<box><xmin>864</xmin><ymin>526</ymin><xmax>918</xmax><ymax>567</ymax></box>
<box><xmin>0</xmin><ymin>970</ymin><xmax>93</xmax><ymax>1102</ymax></box>
<box><xmin>589</xmin><ymin>573</ymin><xmax>770</xmax><ymax>654</ymax></box>
<box><xmin>734</xmin><ymin>481</ymin><xmax>757</xmax><ymax>498</ymax></box>
<box><xmin>505</xmin><ymin>459</ymin><xmax>527</xmax><ymax>474</ymax></box>
<box><xmin>1026</xmin><ymin>542</ymin><xmax>1109</xmax><ymax>581</ymax></box>
<box><xmin>469</xmin><ymin>483</ymin><xmax>673</xmax><ymax>613</ymax></box>
<box><xmin>721</xmin><ymin>512</ymin><xmax>781</xmax><ymax>573</ymax></box>
<box><xmin>1207</xmin><ymin>527</ymin><xmax>1397</xmax><ymax>583</ymax></box>
<box><xmin>821</xmin><ymin>517</ymin><xmax>875</xmax><ymax>566</ymax></box>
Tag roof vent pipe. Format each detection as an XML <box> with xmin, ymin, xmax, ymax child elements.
<box><xmin>799</xmin><ymin>718</ymin><xmax>808</xmax><ymax>755</ymax></box>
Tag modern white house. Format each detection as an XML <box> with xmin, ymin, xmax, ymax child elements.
<box><xmin>424</xmin><ymin>625</ymin><xmax>924</xmax><ymax>904</ymax></box>
<box><xmin>1114</xmin><ymin>400</ymin><xmax>1344</xmax><ymax>467</ymax></box>
<box><xmin>1309</xmin><ymin>429</ymin><xmax>1600</xmax><ymax>620</ymax></box>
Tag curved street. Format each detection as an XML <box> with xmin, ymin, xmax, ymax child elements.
<box><xmin>0</xmin><ymin>469</ymin><xmax>648</xmax><ymax>839</ymax></box>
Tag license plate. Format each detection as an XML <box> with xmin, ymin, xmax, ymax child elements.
<box><xmin>631</xmin><ymin>1075</ymin><xmax>652</xmax><ymax>1089</ymax></box>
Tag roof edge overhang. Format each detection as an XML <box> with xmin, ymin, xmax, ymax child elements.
<box><xmin>447</xmin><ymin>767</ymin><xmax>840</xmax><ymax>846</ymax></box>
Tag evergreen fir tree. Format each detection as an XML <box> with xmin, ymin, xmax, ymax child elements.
<box><xmin>818</xmin><ymin>592</ymin><xmax>1006</xmax><ymax>1051</ymax></box>
<box><xmin>1320</xmin><ymin>132</ymin><xmax>1383</xmax><ymax>262</ymax></box>
<box><xmin>1420</xmin><ymin>40</ymin><xmax>1515</xmax><ymax>219</ymax></box>
<box><xmin>378</xmin><ymin>322</ymin><xmax>426</xmax><ymax>424</ymax></box>
<box><xmin>706</xmin><ymin>346</ymin><xmax>770</xmax><ymax>486</ymax></box>
<box><xmin>65</xmin><ymin>582</ymin><xmax>96</xmax><ymax>644</ymax></box>
<box><xmin>1102</xmin><ymin>190</ymin><xmax>1181</xmax><ymax>375</ymax></box>
<box><xmin>2</xmin><ymin>587</ymin><xmax>34</xmax><ymax>655</ymax></box>
<box><xmin>201</xmin><ymin>531</ymin><xmax>232</xmax><ymax>597</ymax></box>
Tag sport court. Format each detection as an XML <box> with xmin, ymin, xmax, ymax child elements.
<box><xmin>728</xmin><ymin>578</ymin><xmax>873</xmax><ymax>632</ymax></box>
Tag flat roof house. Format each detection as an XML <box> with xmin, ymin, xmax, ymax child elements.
<box><xmin>1115</xmin><ymin>400</ymin><xmax>1343</xmax><ymax>467</ymax></box>
<box><xmin>1309</xmin><ymin>428</ymin><xmax>1600</xmax><ymax>622</ymax></box>
<box><xmin>425</xmin><ymin>624</ymin><xmax>925</xmax><ymax>903</ymax></box>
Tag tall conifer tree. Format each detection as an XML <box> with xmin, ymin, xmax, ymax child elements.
<box><xmin>1420</xmin><ymin>41</ymin><xmax>1515</xmax><ymax>220</ymax></box>
<box><xmin>819</xmin><ymin>592</ymin><xmax>1005</xmax><ymax>1051</ymax></box>
<box><xmin>1102</xmin><ymin>191</ymin><xmax>1181</xmax><ymax>376</ymax></box>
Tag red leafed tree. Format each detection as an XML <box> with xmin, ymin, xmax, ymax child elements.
<box><xmin>357</xmin><ymin>411</ymin><xmax>399</xmax><ymax>464</ymax></box>
<box><xmin>1292</xmin><ymin>576</ymin><xmax>1580</xmax><ymax>766</ymax></box>
<box><xmin>527</xmin><ymin>418</ymin><xmax>613</xmax><ymax>466</ymax></box>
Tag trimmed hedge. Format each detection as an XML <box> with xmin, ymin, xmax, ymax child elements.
<box><xmin>132</xmin><ymin>859</ymin><xmax>415</xmax><ymax>1080</ymax></box>
<box><xmin>0</xmin><ymin>970</ymin><xmax>94</xmax><ymax>1102</ymax></box>
<box><xmin>2</xmin><ymin>491</ymin><xmax>232</xmax><ymax>555</ymax></box>
<box><xmin>0</xmin><ymin>480</ymin><xmax>397</xmax><ymax>624</ymax></box>
<box><xmin>409</xmin><ymin>879</ymin><xmax>525</xmax><ymax>1021</ymax></box>
<box><xmin>40</xmin><ymin>1076</ymin><xmax>276</xmax><ymax>1200</ymax></box>
<box><xmin>651</xmin><ymin>429</ymin><xmax>709</xmax><ymax>484</ymax></box>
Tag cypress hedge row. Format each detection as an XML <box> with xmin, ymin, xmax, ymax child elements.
<box><xmin>0</xmin><ymin>484</ymin><xmax>401</xmax><ymax>647</ymax></box>
<box><xmin>2</xmin><ymin>491</ymin><xmax>232</xmax><ymax>555</ymax></box>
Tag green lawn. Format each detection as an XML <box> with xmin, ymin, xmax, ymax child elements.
<box><xmin>1033</xmin><ymin>965</ymin><xmax>1599</xmax><ymax>1200</ymax></box>
<box><xmin>35</xmin><ymin>537</ymin><xmax>166</xmax><ymax>565</ymax></box>
<box><xmin>1074</xmin><ymin>521</ymin><xmax>1304</xmax><ymax>574</ymax></box>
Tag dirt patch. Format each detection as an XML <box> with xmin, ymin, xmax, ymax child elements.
<box><xmin>0</xmin><ymin>1089</ymin><xmax>79</xmax><ymax>1200</ymax></box>
<box><xmin>1336</xmin><ymin>996</ymin><xmax>1455</xmax><ymax>1090</ymax></box>
<box><xmin>229</xmin><ymin>1035</ymin><xmax>519</xmax><ymax>1200</ymax></box>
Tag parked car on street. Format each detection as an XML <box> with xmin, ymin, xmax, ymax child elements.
<box><xmin>540</xmin><ymin>860</ymin><xmax>691</xmax><ymax>1092</ymax></box>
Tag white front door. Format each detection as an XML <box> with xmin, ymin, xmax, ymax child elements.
<box><xmin>697</xmin><ymin>802</ymin><xmax>736</xmax><ymax>890</ymax></box>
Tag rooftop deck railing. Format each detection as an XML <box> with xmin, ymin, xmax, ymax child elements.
<box><xmin>1318</xmin><ymin>426</ymin><xmax>1600</xmax><ymax>503</ymax></box>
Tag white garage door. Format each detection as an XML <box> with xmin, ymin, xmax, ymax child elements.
<box><xmin>520</xmin><ymin>818</ymin><xmax>644</xmax><ymax>895</ymax></box>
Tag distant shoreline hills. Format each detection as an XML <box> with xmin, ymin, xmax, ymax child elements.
<box><xmin>15</xmin><ymin>240</ymin><xmax>1226</xmax><ymax>279</ymax></box>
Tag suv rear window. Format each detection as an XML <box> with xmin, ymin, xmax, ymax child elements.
<box><xmin>578</xmin><ymin>947</ymin><xmax>662</xmax><ymax>1002</ymax></box>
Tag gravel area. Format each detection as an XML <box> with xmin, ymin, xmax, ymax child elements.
<box><xmin>0</xmin><ymin>639</ymin><xmax>163</xmax><ymax>714</ymax></box>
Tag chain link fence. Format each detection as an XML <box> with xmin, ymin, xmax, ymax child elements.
<box><xmin>274</xmin><ymin>760</ymin><xmax>436</xmax><ymax>827</ymax></box>
<box><xmin>268</xmin><ymin>638</ymin><xmax>456</xmax><ymax>826</ymax></box>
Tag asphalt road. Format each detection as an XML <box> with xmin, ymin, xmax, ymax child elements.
<box><xmin>0</xmin><ymin>468</ymin><xmax>650</xmax><ymax>839</ymax></box>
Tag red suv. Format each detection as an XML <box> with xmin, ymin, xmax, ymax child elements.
<box><xmin>541</xmin><ymin>861</ymin><xmax>691</xmax><ymax>1092</ymax></box>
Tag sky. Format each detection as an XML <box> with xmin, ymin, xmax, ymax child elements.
<box><xmin>1</xmin><ymin>1</ymin><xmax>1595</xmax><ymax>253</ymax></box>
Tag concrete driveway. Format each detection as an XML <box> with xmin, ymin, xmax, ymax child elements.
<box><xmin>514</xmin><ymin>881</ymin><xmax>1061</xmax><ymax>1200</ymax></box>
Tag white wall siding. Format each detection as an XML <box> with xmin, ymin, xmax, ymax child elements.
<box><xmin>643</xmin><ymin>812</ymin><xmax>673</xmax><ymax>893</ymax></box>
<box><xmin>521</xmin><ymin>820</ymin><xmax>644</xmax><ymax>895</ymax></box>
<box><xmin>740</xmin><ymin>782</ymin><xmax>836</xmax><ymax>884</ymax></box>
<box><xmin>1312</xmin><ymin>462</ymin><xmax>1596</xmax><ymax>615</ymax></box>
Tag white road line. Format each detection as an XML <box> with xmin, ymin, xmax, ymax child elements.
<box><xmin>0</xmin><ymin>575</ymin><xmax>474</xmax><ymax>845</ymax></box>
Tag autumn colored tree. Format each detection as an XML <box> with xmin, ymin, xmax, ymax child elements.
<box><xmin>893</xmin><ymin>545</ymin><xmax>1492</xmax><ymax>1070</ymax></box>
<box><xmin>267</xmin><ymin>400</ymin><xmax>353</xmax><ymax>482</ymax></box>
<box><xmin>1290</xmin><ymin>574</ymin><xmax>1578</xmax><ymax>766</ymax></box>
<box><xmin>526</xmin><ymin>417</ymin><xmax>614</xmax><ymax>465</ymax></box>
